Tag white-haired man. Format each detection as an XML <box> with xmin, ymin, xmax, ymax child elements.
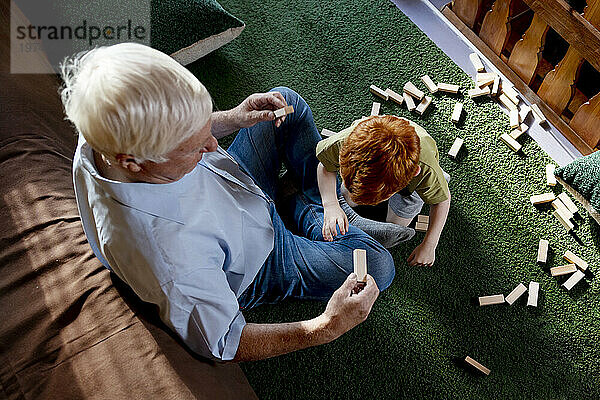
<box><xmin>63</xmin><ymin>43</ymin><xmax>397</xmax><ymax>361</ymax></box>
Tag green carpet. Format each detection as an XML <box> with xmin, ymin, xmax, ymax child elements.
<box><xmin>187</xmin><ymin>1</ymin><xmax>600</xmax><ymax>398</ymax></box>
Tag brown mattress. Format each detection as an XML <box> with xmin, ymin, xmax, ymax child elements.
<box><xmin>0</xmin><ymin>1</ymin><xmax>256</xmax><ymax>398</ymax></box>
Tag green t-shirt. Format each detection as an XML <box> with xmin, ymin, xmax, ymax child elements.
<box><xmin>316</xmin><ymin>117</ymin><xmax>450</xmax><ymax>205</ymax></box>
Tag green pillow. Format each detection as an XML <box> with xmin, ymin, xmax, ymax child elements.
<box><xmin>151</xmin><ymin>0</ymin><xmax>245</xmax><ymax>65</ymax></box>
<box><xmin>555</xmin><ymin>151</ymin><xmax>600</xmax><ymax>212</ymax></box>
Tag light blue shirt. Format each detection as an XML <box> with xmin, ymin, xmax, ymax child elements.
<box><xmin>72</xmin><ymin>136</ymin><xmax>275</xmax><ymax>360</ymax></box>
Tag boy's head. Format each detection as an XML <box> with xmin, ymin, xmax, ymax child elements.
<box><xmin>339</xmin><ymin>115</ymin><xmax>421</xmax><ymax>205</ymax></box>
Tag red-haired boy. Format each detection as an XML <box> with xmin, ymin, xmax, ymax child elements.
<box><xmin>316</xmin><ymin>115</ymin><xmax>451</xmax><ymax>266</ymax></box>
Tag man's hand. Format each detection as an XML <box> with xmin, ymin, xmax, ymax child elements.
<box><xmin>232</xmin><ymin>92</ymin><xmax>288</xmax><ymax>129</ymax></box>
<box><xmin>322</xmin><ymin>203</ymin><xmax>349</xmax><ymax>241</ymax></box>
<box><xmin>322</xmin><ymin>273</ymin><xmax>379</xmax><ymax>341</ymax></box>
<box><xmin>407</xmin><ymin>241</ymin><xmax>436</xmax><ymax>266</ymax></box>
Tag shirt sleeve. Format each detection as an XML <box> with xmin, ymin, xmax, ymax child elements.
<box><xmin>414</xmin><ymin>164</ymin><xmax>450</xmax><ymax>204</ymax></box>
<box><xmin>315</xmin><ymin>135</ymin><xmax>344</xmax><ymax>173</ymax></box>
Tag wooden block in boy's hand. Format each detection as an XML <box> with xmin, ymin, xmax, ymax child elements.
<box><xmin>353</xmin><ymin>249</ymin><xmax>367</xmax><ymax>283</ymax></box>
<box><xmin>274</xmin><ymin>105</ymin><xmax>294</xmax><ymax>118</ymax></box>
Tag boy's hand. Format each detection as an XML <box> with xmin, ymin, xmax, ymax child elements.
<box><xmin>322</xmin><ymin>204</ymin><xmax>349</xmax><ymax>241</ymax></box>
<box><xmin>407</xmin><ymin>241</ymin><xmax>436</xmax><ymax>266</ymax></box>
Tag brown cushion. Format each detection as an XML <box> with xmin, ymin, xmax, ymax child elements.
<box><xmin>0</xmin><ymin>2</ymin><xmax>256</xmax><ymax>398</ymax></box>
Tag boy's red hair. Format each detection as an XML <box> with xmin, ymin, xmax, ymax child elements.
<box><xmin>339</xmin><ymin>116</ymin><xmax>421</xmax><ymax>205</ymax></box>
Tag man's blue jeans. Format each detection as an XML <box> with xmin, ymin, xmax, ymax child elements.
<box><xmin>229</xmin><ymin>87</ymin><xmax>395</xmax><ymax>310</ymax></box>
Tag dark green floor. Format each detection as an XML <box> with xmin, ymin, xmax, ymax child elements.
<box><xmin>188</xmin><ymin>1</ymin><xmax>600</xmax><ymax>398</ymax></box>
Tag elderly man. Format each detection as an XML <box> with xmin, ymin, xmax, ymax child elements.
<box><xmin>63</xmin><ymin>43</ymin><xmax>396</xmax><ymax>361</ymax></box>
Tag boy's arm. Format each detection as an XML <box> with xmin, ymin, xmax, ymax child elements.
<box><xmin>407</xmin><ymin>192</ymin><xmax>451</xmax><ymax>266</ymax></box>
<box><xmin>317</xmin><ymin>162</ymin><xmax>348</xmax><ymax>240</ymax></box>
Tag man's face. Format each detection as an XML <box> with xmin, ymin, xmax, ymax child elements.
<box><xmin>139</xmin><ymin>119</ymin><xmax>217</xmax><ymax>183</ymax></box>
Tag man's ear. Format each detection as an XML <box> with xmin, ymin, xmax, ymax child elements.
<box><xmin>413</xmin><ymin>165</ymin><xmax>422</xmax><ymax>177</ymax></box>
<box><xmin>115</xmin><ymin>153</ymin><xmax>142</xmax><ymax>173</ymax></box>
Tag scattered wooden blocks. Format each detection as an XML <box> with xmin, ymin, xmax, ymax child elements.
<box><xmin>437</xmin><ymin>82</ymin><xmax>460</xmax><ymax>93</ymax></box>
<box><xmin>369</xmin><ymin>84</ymin><xmax>389</xmax><ymax>101</ymax></box>
<box><xmin>417</xmin><ymin>215</ymin><xmax>430</xmax><ymax>224</ymax></box>
<box><xmin>550</xmin><ymin>264</ymin><xmax>578</xmax><ymax>276</ymax></box>
<box><xmin>506</xmin><ymin>283</ymin><xmax>527</xmax><ymax>305</ymax></box>
<box><xmin>478</xmin><ymin>294</ymin><xmax>505</xmax><ymax>306</ymax></box>
<box><xmin>530</xmin><ymin>193</ymin><xmax>555</xmax><ymax>205</ymax></box>
<box><xmin>465</xmin><ymin>356</ymin><xmax>490</xmax><ymax>375</ymax></box>
<box><xmin>416</xmin><ymin>96</ymin><xmax>432</xmax><ymax>115</ymax></box>
<box><xmin>321</xmin><ymin>128</ymin><xmax>337</xmax><ymax>137</ymax></box>
<box><xmin>500</xmin><ymin>133</ymin><xmax>522</xmax><ymax>152</ymax></box>
<box><xmin>537</xmin><ymin>239</ymin><xmax>549</xmax><ymax>264</ymax></box>
<box><xmin>498</xmin><ymin>93</ymin><xmax>518</xmax><ymax>111</ymax></box>
<box><xmin>353</xmin><ymin>249</ymin><xmax>367</xmax><ymax>283</ymax></box>
<box><xmin>563</xmin><ymin>270</ymin><xmax>585</xmax><ymax>290</ymax></box>
<box><xmin>563</xmin><ymin>250</ymin><xmax>588</xmax><ymax>271</ymax></box>
<box><xmin>469</xmin><ymin>53</ymin><xmax>485</xmax><ymax>72</ymax></box>
<box><xmin>527</xmin><ymin>282</ymin><xmax>539</xmax><ymax>307</ymax></box>
<box><xmin>415</xmin><ymin>222</ymin><xmax>429</xmax><ymax>232</ymax></box>
<box><xmin>491</xmin><ymin>75</ymin><xmax>500</xmax><ymax>96</ymax></box>
<box><xmin>385</xmin><ymin>88</ymin><xmax>404</xmax><ymax>105</ymax></box>
<box><xmin>403</xmin><ymin>81</ymin><xmax>425</xmax><ymax>100</ymax></box>
<box><xmin>551</xmin><ymin>199</ymin><xmax>573</xmax><ymax>221</ymax></box>
<box><xmin>502</xmin><ymin>86</ymin><xmax>520</xmax><ymax>105</ymax></box>
<box><xmin>531</xmin><ymin>104</ymin><xmax>547</xmax><ymax>124</ymax></box>
<box><xmin>274</xmin><ymin>105</ymin><xmax>294</xmax><ymax>118</ymax></box>
<box><xmin>546</xmin><ymin>164</ymin><xmax>557</xmax><ymax>186</ymax></box>
<box><xmin>448</xmin><ymin>137</ymin><xmax>464</xmax><ymax>158</ymax></box>
<box><xmin>509</xmin><ymin>125</ymin><xmax>527</xmax><ymax>139</ymax></box>
<box><xmin>519</xmin><ymin>105</ymin><xmax>531</xmax><ymax>121</ymax></box>
<box><xmin>421</xmin><ymin>75</ymin><xmax>438</xmax><ymax>93</ymax></box>
<box><xmin>509</xmin><ymin>109</ymin><xmax>520</xmax><ymax>129</ymax></box>
<box><xmin>404</xmin><ymin>92</ymin><xmax>416</xmax><ymax>111</ymax></box>
<box><xmin>468</xmin><ymin>86</ymin><xmax>490</xmax><ymax>98</ymax></box>
<box><xmin>557</xmin><ymin>193</ymin><xmax>578</xmax><ymax>215</ymax></box>
<box><xmin>451</xmin><ymin>102</ymin><xmax>463</xmax><ymax>123</ymax></box>
<box><xmin>553</xmin><ymin>210</ymin><xmax>574</xmax><ymax>232</ymax></box>
<box><xmin>371</xmin><ymin>102</ymin><xmax>381</xmax><ymax>116</ymax></box>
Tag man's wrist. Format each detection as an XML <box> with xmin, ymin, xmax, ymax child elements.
<box><xmin>310</xmin><ymin>314</ymin><xmax>337</xmax><ymax>345</ymax></box>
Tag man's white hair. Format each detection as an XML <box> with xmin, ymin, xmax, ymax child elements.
<box><xmin>60</xmin><ymin>43</ymin><xmax>212</xmax><ymax>163</ymax></box>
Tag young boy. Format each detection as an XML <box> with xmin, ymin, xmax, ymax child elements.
<box><xmin>316</xmin><ymin>115</ymin><xmax>451</xmax><ymax>267</ymax></box>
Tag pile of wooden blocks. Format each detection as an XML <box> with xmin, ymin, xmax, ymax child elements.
<box><xmin>478</xmin><ymin>281</ymin><xmax>539</xmax><ymax>307</ymax></box>
<box><xmin>537</xmin><ymin>239</ymin><xmax>589</xmax><ymax>291</ymax></box>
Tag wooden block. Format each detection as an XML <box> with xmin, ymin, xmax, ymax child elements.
<box><xmin>385</xmin><ymin>88</ymin><xmax>404</xmax><ymax>105</ymax></box>
<box><xmin>491</xmin><ymin>75</ymin><xmax>500</xmax><ymax>96</ymax></box>
<box><xmin>502</xmin><ymin>86</ymin><xmax>520</xmax><ymax>105</ymax></box>
<box><xmin>437</xmin><ymin>82</ymin><xmax>460</xmax><ymax>93</ymax></box>
<box><xmin>537</xmin><ymin>239</ymin><xmax>549</xmax><ymax>264</ymax></box>
<box><xmin>353</xmin><ymin>249</ymin><xmax>367</xmax><ymax>283</ymax></box>
<box><xmin>563</xmin><ymin>250</ymin><xmax>588</xmax><ymax>271</ymax></box>
<box><xmin>527</xmin><ymin>282</ymin><xmax>539</xmax><ymax>307</ymax></box>
<box><xmin>371</xmin><ymin>102</ymin><xmax>381</xmax><ymax>116</ymax></box>
<box><xmin>451</xmin><ymin>102</ymin><xmax>463</xmax><ymax>123</ymax></box>
<box><xmin>479</xmin><ymin>294</ymin><xmax>504</xmax><ymax>306</ymax></box>
<box><xmin>553</xmin><ymin>210</ymin><xmax>574</xmax><ymax>231</ymax></box>
<box><xmin>550</xmin><ymin>264</ymin><xmax>578</xmax><ymax>276</ymax></box>
<box><xmin>498</xmin><ymin>93</ymin><xmax>518</xmax><ymax>111</ymax></box>
<box><xmin>546</xmin><ymin>164</ymin><xmax>557</xmax><ymax>186</ymax></box>
<box><xmin>477</xmin><ymin>77</ymin><xmax>495</xmax><ymax>88</ymax></box>
<box><xmin>530</xmin><ymin>193</ymin><xmax>555</xmax><ymax>205</ymax></box>
<box><xmin>468</xmin><ymin>86</ymin><xmax>490</xmax><ymax>98</ymax></box>
<box><xmin>469</xmin><ymin>52</ymin><xmax>485</xmax><ymax>72</ymax></box>
<box><xmin>416</xmin><ymin>96</ymin><xmax>432</xmax><ymax>115</ymax></box>
<box><xmin>370</xmin><ymin>84</ymin><xmax>388</xmax><ymax>101</ymax></box>
<box><xmin>505</xmin><ymin>283</ymin><xmax>527</xmax><ymax>305</ymax></box>
<box><xmin>415</xmin><ymin>222</ymin><xmax>428</xmax><ymax>232</ymax></box>
<box><xmin>321</xmin><ymin>128</ymin><xmax>337</xmax><ymax>137</ymax></box>
<box><xmin>476</xmin><ymin>72</ymin><xmax>497</xmax><ymax>82</ymax></box>
<box><xmin>530</xmin><ymin>103</ymin><xmax>547</xmax><ymax>124</ymax></box>
<box><xmin>500</xmin><ymin>133</ymin><xmax>521</xmax><ymax>152</ymax></box>
<box><xmin>403</xmin><ymin>81</ymin><xmax>425</xmax><ymax>100</ymax></box>
<box><xmin>448</xmin><ymin>137</ymin><xmax>464</xmax><ymax>158</ymax></box>
<box><xmin>274</xmin><ymin>105</ymin><xmax>294</xmax><ymax>118</ymax></box>
<box><xmin>404</xmin><ymin>92</ymin><xmax>416</xmax><ymax>111</ymax></box>
<box><xmin>519</xmin><ymin>105</ymin><xmax>531</xmax><ymax>121</ymax></box>
<box><xmin>562</xmin><ymin>270</ymin><xmax>585</xmax><ymax>291</ymax></box>
<box><xmin>421</xmin><ymin>75</ymin><xmax>438</xmax><ymax>93</ymax></box>
<box><xmin>465</xmin><ymin>356</ymin><xmax>490</xmax><ymax>375</ymax></box>
<box><xmin>417</xmin><ymin>215</ymin><xmax>429</xmax><ymax>224</ymax></box>
<box><xmin>509</xmin><ymin>109</ymin><xmax>520</xmax><ymax>129</ymax></box>
<box><xmin>552</xmin><ymin>199</ymin><xmax>574</xmax><ymax>221</ymax></box>
<box><xmin>557</xmin><ymin>192</ymin><xmax>578</xmax><ymax>215</ymax></box>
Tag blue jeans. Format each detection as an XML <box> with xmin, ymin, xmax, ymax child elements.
<box><xmin>229</xmin><ymin>87</ymin><xmax>395</xmax><ymax>310</ymax></box>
